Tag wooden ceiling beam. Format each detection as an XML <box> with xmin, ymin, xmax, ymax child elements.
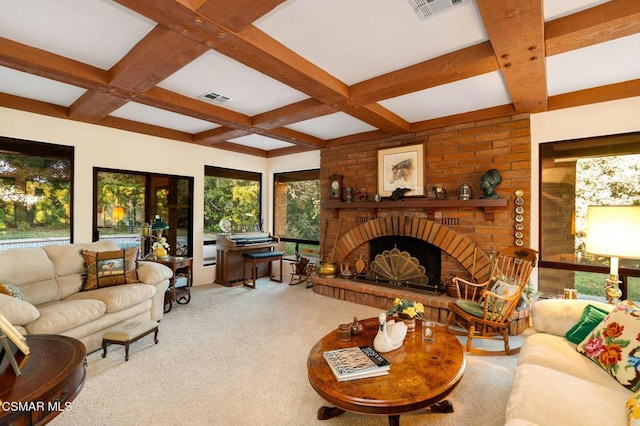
<box><xmin>350</xmin><ymin>42</ymin><xmax>499</xmax><ymax>104</ymax></box>
<box><xmin>195</xmin><ymin>0</ymin><xmax>286</xmax><ymax>33</ymax></box>
<box><xmin>109</xmin><ymin>25</ymin><xmax>209</xmax><ymax>92</ymax></box>
<box><xmin>260</xmin><ymin>127</ymin><xmax>326</xmax><ymax>150</ymax></box>
<box><xmin>0</xmin><ymin>92</ymin><xmax>69</xmax><ymax>119</ymax></box>
<box><xmin>546</xmin><ymin>0</ymin><xmax>640</xmax><ymax>56</ymax></box>
<box><xmin>69</xmin><ymin>91</ymin><xmax>128</xmax><ymax>122</ymax></box>
<box><xmin>195</xmin><ymin>126</ymin><xmax>251</xmax><ymax>144</ymax></box>
<box><xmin>549</xmin><ymin>78</ymin><xmax>640</xmax><ymax>111</ymax></box>
<box><xmin>252</xmin><ymin>99</ymin><xmax>337</xmax><ymax>130</ymax></box>
<box><xmin>476</xmin><ymin>0</ymin><xmax>547</xmax><ymax>113</ymax></box>
<box><xmin>0</xmin><ymin>37</ymin><xmax>107</xmax><ymax>89</ymax></box>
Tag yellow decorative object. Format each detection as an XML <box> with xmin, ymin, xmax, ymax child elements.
<box><xmin>154</xmin><ymin>247</ymin><xmax>167</xmax><ymax>257</ymax></box>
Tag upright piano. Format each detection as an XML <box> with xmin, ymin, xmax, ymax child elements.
<box><xmin>215</xmin><ymin>232</ymin><xmax>280</xmax><ymax>286</ymax></box>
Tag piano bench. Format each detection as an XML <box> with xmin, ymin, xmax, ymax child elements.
<box><xmin>242</xmin><ymin>251</ymin><xmax>284</xmax><ymax>289</ymax></box>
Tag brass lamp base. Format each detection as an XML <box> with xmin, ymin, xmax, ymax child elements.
<box><xmin>604</xmin><ymin>277</ymin><xmax>622</xmax><ymax>304</ymax></box>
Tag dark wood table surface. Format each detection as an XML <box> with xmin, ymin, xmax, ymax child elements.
<box><xmin>307</xmin><ymin>317</ymin><xmax>466</xmax><ymax>425</ymax></box>
<box><xmin>0</xmin><ymin>334</ymin><xmax>86</xmax><ymax>425</ymax></box>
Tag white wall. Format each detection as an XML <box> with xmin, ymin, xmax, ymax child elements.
<box><xmin>530</xmin><ymin>96</ymin><xmax>640</xmax><ymax>287</ymax></box>
<box><xmin>0</xmin><ymin>107</ymin><xmax>320</xmax><ymax>285</ymax></box>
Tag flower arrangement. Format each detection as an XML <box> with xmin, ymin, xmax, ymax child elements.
<box><xmin>152</xmin><ymin>236</ymin><xmax>169</xmax><ymax>255</ymax></box>
<box><xmin>387</xmin><ymin>298</ymin><xmax>424</xmax><ymax>319</ymax></box>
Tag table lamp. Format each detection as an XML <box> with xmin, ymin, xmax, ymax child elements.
<box><xmin>585</xmin><ymin>205</ymin><xmax>640</xmax><ymax>303</ymax></box>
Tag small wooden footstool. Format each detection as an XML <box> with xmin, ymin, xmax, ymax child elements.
<box><xmin>102</xmin><ymin>320</ymin><xmax>159</xmax><ymax>361</ymax></box>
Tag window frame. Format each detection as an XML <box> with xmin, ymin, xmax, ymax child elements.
<box><xmin>538</xmin><ymin>132</ymin><xmax>640</xmax><ymax>299</ymax></box>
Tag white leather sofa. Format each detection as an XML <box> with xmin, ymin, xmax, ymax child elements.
<box><xmin>0</xmin><ymin>241</ymin><xmax>172</xmax><ymax>353</ymax></box>
<box><xmin>506</xmin><ymin>299</ymin><xmax>633</xmax><ymax>425</ymax></box>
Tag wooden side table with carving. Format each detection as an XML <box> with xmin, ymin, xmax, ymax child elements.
<box><xmin>0</xmin><ymin>334</ymin><xmax>86</xmax><ymax>425</ymax></box>
<box><xmin>149</xmin><ymin>256</ymin><xmax>193</xmax><ymax>313</ymax></box>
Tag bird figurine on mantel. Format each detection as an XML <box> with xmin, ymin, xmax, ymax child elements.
<box><xmin>374</xmin><ymin>313</ymin><xmax>407</xmax><ymax>353</ymax></box>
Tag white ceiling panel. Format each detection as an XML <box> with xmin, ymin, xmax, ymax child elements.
<box><xmin>0</xmin><ymin>66</ymin><xmax>86</xmax><ymax>107</ymax></box>
<box><xmin>255</xmin><ymin>0</ymin><xmax>488</xmax><ymax>85</ymax></box>
<box><xmin>547</xmin><ymin>33</ymin><xmax>640</xmax><ymax>96</ymax></box>
<box><xmin>285</xmin><ymin>112</ymin><xmax>377</xmax><ymax>140</ymax></box>
<box><xmin>379</xmin><ymin>72</ymin><xmax>512</xmax><ymax>122</ymax></box>
<box><xmin>228</xmin><ymin>134</ymin><xmax>295</xmax><ymax>151</ymax></box>
<box><xmin>110</xmin><ymin>102</ymin><xmax>220</xmax><ymax>134</ymax></box>
<box><xmin>0</xmin><ymin>0</ymin><xmax>155</xmax><ymax>69</ymax></box>
<box><xmin>543</xmin><ymin>0</ymin><xmax>610</xmax><ymax>21</ymax></box>
<box><xmin>158</xmin><ymin>50</ymin><xmax>309</xmax><ymax>116</ymax></box>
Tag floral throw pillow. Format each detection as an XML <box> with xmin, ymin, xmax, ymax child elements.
<box><xmin>628</xmin><ymin>390</ymin><xmax>640</xmax><ymax>425</ymax></box>
<box><xmin>576</xmin><ymin>300</ymin><xmax>640</xmax><ymax>391</ymax></box>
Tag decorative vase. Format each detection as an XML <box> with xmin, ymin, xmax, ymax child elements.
<box><xmin>398</xmin><ymin>315</ymin><xmax>416</xmax><ymax>333</ymax></box>
<box><xmin>154</xmin><ymin>247</ymin><xmax>167</xmax><ymax>257</ymax></box>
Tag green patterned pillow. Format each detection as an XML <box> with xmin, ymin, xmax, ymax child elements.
<box><xmin>565</xmin><ymin>304</ymin><xmax>610</xmax><ymax>344</ymax></box>
<box><xmin>628</xmin><ymin>390</ymin><xmax>640</xmax><ymax>425</ymax></box>
<box><xmin>0</xmin><ymin>283</ymin><xmax>25</xmax><ymax>300</ymax></box>
<box><xmin>577</xmin><ymin>300</ymin><xmax>640</xmax><ymax>391</ymax></box>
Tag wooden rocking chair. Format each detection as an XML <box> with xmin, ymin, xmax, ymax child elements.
<box><xmin>445</xmin><ymin>247</ymin><xmax>537</xmax><ymax>356</ymax></box>
<box><xmin>289</xmin><ymin>248</ymin><xmax>319</xmax><ymax>288</ymax></box>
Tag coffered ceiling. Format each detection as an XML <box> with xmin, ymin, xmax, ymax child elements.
<box><xmin>1</xmin><ymin>0</ymin><xmax>639</xmax><ymax>157</ymax></box>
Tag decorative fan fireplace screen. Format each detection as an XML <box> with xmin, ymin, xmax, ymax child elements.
<box><xmin>367</xmin><ymin>246</ymin><xmax>429</xmax><ymax>287</ymax></box>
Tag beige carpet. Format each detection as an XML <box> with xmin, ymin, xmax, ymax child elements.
<box><xmin>51</xmin><ymin>279</ymin><xmax>524</xmax><ymax>426</ymax></box>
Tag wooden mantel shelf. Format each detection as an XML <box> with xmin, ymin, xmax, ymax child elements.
<box><xmin>322</xmin><ymin>198</ymin><xmax>508</xmax><ymax>221</ymax></box>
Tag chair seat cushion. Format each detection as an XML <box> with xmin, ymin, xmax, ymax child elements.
<box><xmin>455</xmin><ymin>300</ymin><xmax>499</xmax><ymax>321</ymax></box>
<box><xmin>242</xmin><ymin>251</ymin><xmax>284</xmax><ymax>259</ymax></box>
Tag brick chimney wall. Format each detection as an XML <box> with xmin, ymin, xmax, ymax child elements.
<box><xmin>320</xmin><ymin>113</ymin><xmax>532</xmax><ymax>281</ymax></box>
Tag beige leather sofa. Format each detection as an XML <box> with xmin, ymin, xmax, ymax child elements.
<box><xmin>506</xmin><ymin>299</ymin><xmax>632</xmax><ymax>425</ymax></box>
<box><xmin>0</xmin><ymin>241</ymin><xmax>172</xmax><ymax>353</ymax></box>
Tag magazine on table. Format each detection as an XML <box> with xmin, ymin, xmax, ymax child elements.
<box><xmin>323</xmin><ymin>345</ymin><xmax>390</xmax><ymax>382</ymax></box>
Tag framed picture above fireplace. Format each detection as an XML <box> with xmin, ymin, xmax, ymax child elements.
<box><xmin>377</xmin><ymin>144</ymin><xmax>425</xmax><ymax>197</ymax></box>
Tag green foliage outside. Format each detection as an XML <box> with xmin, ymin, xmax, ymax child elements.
<box><xmin>283</xmin><ymin>180</ymin><xmax>320</xmax><ymax>241</ymax></box>
<box><xmin>572</xmin><ymin>154</ymin><xmax>640</xmax><ymax>299</ymax></box>
<box><xmin>0</xmin><ymin>154</ymin><xmax>71</xmax><ymax>239</ymax></box>
<box><xmin>203</xmin><ymin>176</ymin><xmax>260</xmax><ymax>236</ymax></box>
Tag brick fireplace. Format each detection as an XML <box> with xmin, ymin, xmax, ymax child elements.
<box><xmin>311</xmin><ymin>113</ymin><xmax>532</xmax><ymax>334</ymax></box>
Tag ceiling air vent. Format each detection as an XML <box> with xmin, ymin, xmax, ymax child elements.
<box><xmin>198</xmin><ymin>91</ymin><xmax>233</xmax><ymax>105</ymax></box>
<box><xmin>406</xmin><ymin>0</ymin><xmax>468</xmax><ymax>20</ymax></box>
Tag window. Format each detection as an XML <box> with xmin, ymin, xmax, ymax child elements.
<box><xmin>203</xmin><ymin>166</ymin><xmax>261</xmax><ymax>265</ymax></box>
<box><xmin>94</xmin><ymin>169</ymin><xmax>193</xmax><ymax>257</ymax></box>
<box><xmin>273</xmin><ymin>169</ymin><xmax>320</xmax><ymax>258</ymax></box>
<box><xmin>539</xmin><ymin>133</ymin><xmax>640</xmax><ymax>300</ymax></box>
<box><xmin>0</xmin><ymin>137</ymin><xmax>73</xmax><ymax>250</ymax></box>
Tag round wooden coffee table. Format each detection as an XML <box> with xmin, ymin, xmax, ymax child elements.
<box><xmin>307</xmin><ymin>317</ymin><xmax>465</xmax><ymax>425</ymax></box>
<box><xmin>0</xmin><ymin>334</ymin><xmax>86</xmax><ymax>425</ymax></box>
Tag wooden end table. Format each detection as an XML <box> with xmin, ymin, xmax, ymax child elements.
<box><xmin>149</xmin><ymin>256</ymin><xmax>193</xmax><ymax>313</ymax></box>
<box><xmin>0</xmin><ymin>334</ymin><xmax>86</xmax><ymax>425</ymax></box>
<box><xmin>307</xmin><ymin>318</ymin><xmax>466</xmax><ymax>426</ymax></box>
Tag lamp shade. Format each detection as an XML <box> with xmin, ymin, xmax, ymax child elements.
<box><xmin>585</xmin><ymin>205</ymin><xmax>640</xmax><ymax>259</ymax></box>
<box><xmin>151</xmin><ymin>216</ymin><xmax>169</xmax><ymax>231</ymax></box>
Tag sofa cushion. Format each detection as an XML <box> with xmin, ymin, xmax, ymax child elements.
<box><xmin>565</xmin><ymin>303</ymin><xmax>610</xmax><ymax>344</ymax></box>
<box><xmin>42</xmin><ymin>241</ymin><xmax>118</xmax><ymax>277</ymax></box>
<box><xmin>506</xmin><ymin>363</ymin><xmax>631</xmax><ymax>426</ymax></box>
<box><xmin>0</xmin><ymin>293</ymin><xmax>40</xmax><ymax>326</ymax></box>
<box><xmin>65</xmin><ymin>283</ymin><xmax>156</xmax><ymax>313</ymax></box>
<box><xmin>25</xmin><ymin>299</ymin><xmax>107</xmax><ymax>334</ymax></box>
<box><xmin>81</xmin><ymin>247</ymin><xmax>139</xmax><ymax>291</ymax></box>
<box><xmin>519</xmin><ymin>332</ymin><xmax>621</xmax><ymax>389</ymax></box>
<box><xmin>532</xmin><ymin>299</ymin><xmax>614</xmax><ymax>337</ymax></box>
<box><xmin>577</xmin><ymin>300</ymin><xmax>640</xmax><ymax>391</ymax></box>
<box><xmin>0</xmin><ymin>247</ymin><xmax>58</xmax><ymax>305</ymax></box>
<box><xmin>0</xmin><ymin>283</ymin><xmax>25</xmax><ymax>299</ymax></box>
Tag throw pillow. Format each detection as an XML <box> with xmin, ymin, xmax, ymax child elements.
<box><xmin>577</xmin><ymin>300</ymin><xmax>640</xmax><ymax>391</ymax></box>
<box><xmin>628</xmin><ymin>390</ymin><xmax>640</xmax><ymax>425</ymax></box>
<box><xmin>0</xmin><ymin>283</ymin><xmax>25</xmax><ymax>300</ymax></box>
<box><xmin>565</xmin><ymin>304</ymin><xmax>610</xmax><ymax>344</ymax></box>
<box><xmin>82</xmin><ymin>247</ymin><xmax>139</xmax><ymax>291</ymax></box>
<box><xmin>487</xmin><ymin>280</ymin><xmax>520</xmax><ymax>311</ymax></box>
